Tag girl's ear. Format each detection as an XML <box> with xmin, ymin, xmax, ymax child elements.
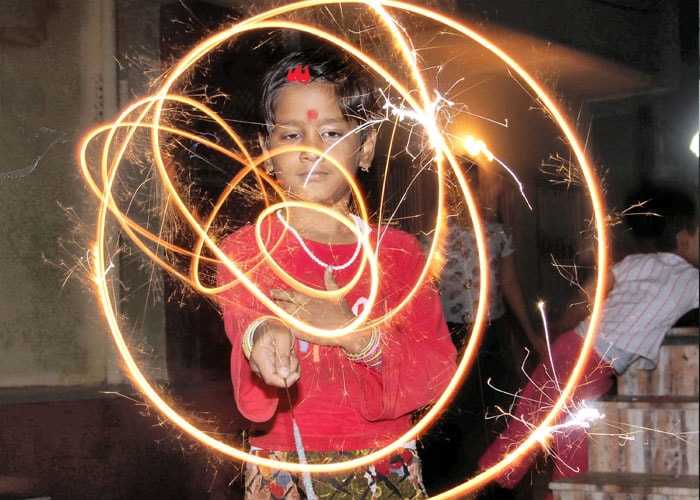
<box><xmin>358</xmin><ymin>129</ymin><xmax>377</xmax><ymax>171</ymax></box>
<box><xmin>258</xmin><ymin>133</ymin><xmax>269</xmax><ymax>154</ymax></box>
<box><xmin>258</xmin><ymin>133</ymin><xmax>274</xmax><ymax>174</ymax></box>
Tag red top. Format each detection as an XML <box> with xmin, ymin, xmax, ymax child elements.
<box><xmin>217</xmin><ymin>214</ymin><xmax>456</xmax><ymax>451</ymax></box>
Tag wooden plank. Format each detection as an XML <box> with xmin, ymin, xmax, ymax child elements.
<box><xmin>550</xmin><ymin>471</ymin><xmax>699</xmax><ymax>499</ymax></box>
<box><xmin>586</xmin><ymin>402</ymin><xmax>698</xmax><ymax>475</ymax></box>
<box><xmin>618</xmin><ymin>342</ymin><xmax>698</xmax><ymax>397</ymax></box>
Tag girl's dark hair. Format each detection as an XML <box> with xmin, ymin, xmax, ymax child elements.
<box><xmin>260</xmin><ymin>46</ymin><xmax>379</xmax><ymax>141</ymax></box>
<box><xmin>624</xmin><ymin>183</ymin><xmax>698</xmax><ymax>252</ymax></box>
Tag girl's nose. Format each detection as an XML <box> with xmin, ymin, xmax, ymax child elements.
<box><xmin>299</xmin><ymin>133</ymin><xmax>324</xmax><ymax>162</ymax></box>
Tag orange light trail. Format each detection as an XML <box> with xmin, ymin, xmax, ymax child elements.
<box><xmin>77</xmin><ymin>1</ymin><xmax>608</xmax><ymax>496</ymax></box>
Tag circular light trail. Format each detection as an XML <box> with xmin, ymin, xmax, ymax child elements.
<box><xmin>78</xmin><ymin>1</ymin><xmax>608</xmax><ymax>497</ymax></box>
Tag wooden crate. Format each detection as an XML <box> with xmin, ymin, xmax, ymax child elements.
<box><xmin>550</xmin><ymin>472</ymin><xmax>699</xmax><ymax>500</ymax></box>
<box><xmin>551</xmin><ymin>328</ymin><xmax>699</xmax><ymax>500</ymax></box>
<box><xmin>617</xmin><ymin>329</ymin><xmax>699</xmax><ymax>398</ymax></box>
<box><xmin>586</xmin><ymin>399</ymin><xmax>699</xmax><ymax>476</ymax></box>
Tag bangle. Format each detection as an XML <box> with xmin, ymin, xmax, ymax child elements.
<box><xmin>343</xmin><ymin>325</ymin><xmax>378</xmax><ymax>359</ymax></box>
<box><xmin>343</xmin><ymin>325</ymin><xmax>383</xmax><ymax>372</ymax></box>
<box><xmin>242</xmin><ymin>316</ymin><xmax>295</xmax><ymax>360</ymax></box>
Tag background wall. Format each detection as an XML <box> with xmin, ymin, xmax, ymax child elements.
<box><xmin>0</xmin><ymin>1</ymin><xmax>117</xmax><ymax>387</ymax></box>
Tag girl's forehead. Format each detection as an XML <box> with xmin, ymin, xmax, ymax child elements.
<box><xmin>277</xmin><ymin>80</ymin><xmax>336</xmax><ymax>99</ymax></box>
<box><xmin>274</xmin><ymin>82</ymin><xmax>342</xmax><ymax>114</ymax></box>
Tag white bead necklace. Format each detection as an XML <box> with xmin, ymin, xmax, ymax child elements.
<box><xmin>275</xmin><ymin>209</ymin><xmax>367</xmax><ymax>271</ymax></box>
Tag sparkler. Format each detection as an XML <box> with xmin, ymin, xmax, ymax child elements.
<box><xmin>77</xmin><ymin>1</ymin><xmax>609</xmax><ymax>497</ymax></box>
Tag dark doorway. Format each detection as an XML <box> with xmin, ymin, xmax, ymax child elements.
<box><xmin>159</xmin><ymin>1</ymin><xmax>272</xmax><ymax>383</ymax></box>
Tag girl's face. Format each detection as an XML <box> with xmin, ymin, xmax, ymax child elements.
<box><xmin>261</xmin><ymin>81</ymin><xmax>376</xmax><ymax>208</ymax></box>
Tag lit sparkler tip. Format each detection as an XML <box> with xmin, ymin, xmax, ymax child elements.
<box><xmin>462</xmin><ymin>135</ymin><xmax>494</xmax><ymax>162</ymax></box>
<box><xmin>531</xmin><ymin>425</ymin><xmax>553</xmax><ymax>447</ymax></box>
<box><xmin>567</xmin><ymin>404</ymin><xmax>604</xmax><ymax>429</ymax></box>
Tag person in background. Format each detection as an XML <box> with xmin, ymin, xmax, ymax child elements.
<box><xmin>419</xmin><ymin>163</ymin><xmax>546</xmax><ymax>494</ymax></box>
<box><xmin>477</xmin><ymin>183</ymin><xmax>699</xmax><ymax>499</ymax></box>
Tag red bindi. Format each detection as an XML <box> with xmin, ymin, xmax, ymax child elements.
<box><xmin>306</xmin><ymin>109</ymin><xmax>319</xmax><ymax>121</ymax></box>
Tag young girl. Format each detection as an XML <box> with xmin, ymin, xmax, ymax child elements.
<box><xmin>216</xmin><ymin>46</ymin><xmax>457</xmax><ymax>499</ymax></box>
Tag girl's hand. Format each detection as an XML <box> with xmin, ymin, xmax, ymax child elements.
<box><xmin>270</xmin><ymin>266</ymin><xmax>358</xmax><ymax>347</ymax></box>
<box><xmin>249</xmin><ymin>321</ymin><xmax>300</xmax><ymax>388</ymax></box>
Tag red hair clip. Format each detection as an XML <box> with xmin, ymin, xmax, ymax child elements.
<box><xmin>287</xmin><ymin>64</ymin><xmax>311</xmax><ymax>83</ymax></box>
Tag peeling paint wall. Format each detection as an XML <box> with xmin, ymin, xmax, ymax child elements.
<box><xmin>0</xmin><ymin>1</ymin><xmax>108</xmax><ymax>386</ymax></box>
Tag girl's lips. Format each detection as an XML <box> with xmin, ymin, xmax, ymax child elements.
<box><xmin>299</xmin><ymin>170</ymin><xmax>330</xmax><ymax>181</ymax></box>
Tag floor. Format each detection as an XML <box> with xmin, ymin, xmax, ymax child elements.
<box><xmin>0</xmin><ymin>385</ymin><xmax>551</xmax><ymax>499</ymax></box>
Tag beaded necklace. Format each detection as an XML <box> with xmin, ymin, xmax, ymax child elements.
<box><xmin>275</xmin><ymin>209</ymin><xmax>366</xmax><ymax>271</ymax></box>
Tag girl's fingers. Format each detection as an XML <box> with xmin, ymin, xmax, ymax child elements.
<box><xmin>252</xmin><ymin>353</ymin><xmax>300</xmax><ymax>387</ymax></box>
<box><xmin>323</xmin><ymin>266</ymin><xmax>339</xmax><ymax>291</ymax></box>
<box><xmin>270</xmin><ymin>288</ymin><xmax>294</xmax><ymax>302</ymax></box>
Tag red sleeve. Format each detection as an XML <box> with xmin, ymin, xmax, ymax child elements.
<box><xmin>355</xmin><ymin>230</ymin><xmax>457</xmax><ymax>420</ymax></box>
<box><xmin>217</xmin><ymin>226</ymin><xmax>279</xmax><ymax>423</ymax></box>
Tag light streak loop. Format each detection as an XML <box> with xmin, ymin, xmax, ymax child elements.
<box><xmin>77</xmin><ymin>1</ymin><xmax>608</xmax><ymax>496</ymax></box>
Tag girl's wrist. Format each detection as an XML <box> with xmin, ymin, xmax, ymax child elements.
<box><xmin>343</xmin><ymin>324</ymin><xmax>383</xmax><ymax>372</ymax></box>
<box><xmin>242</xmin><ymin>316</ymin><xmax>295</xmax><ymax>360</ymax></box>
<box><xmin>341</xmin><ymin>329</ymin><xmax>372</xmax><ymax>354</ymax></box>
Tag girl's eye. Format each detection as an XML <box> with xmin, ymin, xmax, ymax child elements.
<box><xmin>322</xmin><ymin>130</ymin><xmax>345</xmax><ymax>141</ymax></box>
<box><xmin>277</xmin><ymin>132</ymin><xmax>301</xmax><ymax>142</ymax></box>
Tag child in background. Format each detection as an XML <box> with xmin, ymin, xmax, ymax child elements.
<box><xmin>217</xmin><ymin>46</ymin><xmax>456</xmax><ymax>499</ymax></box>
<box><xmin>477</xmin><ymin>184</ymin><xmax>699</xmax><ymax>496</ymax></box>
<box><xmin>418</xmin><ymin>163</ymin><xmax>546</xmax><ymax>494</ymax></box>
<box><xmin>423</xmin><ymin>164</ymin><xmax>546</xmax><ymax>357</ymax></box>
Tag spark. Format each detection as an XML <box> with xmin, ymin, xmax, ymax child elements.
<box><xmin>486</xmin><ymin>152</ymin><xmax>532</xmax><ymax>211</ymax></box>
<box><xmin>545</xmin><ymin>403</ymin><xmax>605</xmax><ymax>434</ymax></box>
<box><xmin>462</xmin><ymin>134</ymin><xmax>493</xmax><ymax>161</ymax></box>
<box><xmin>487</xmin><ymin>365</ymin><xmax>698</xmax><ymax>482</ymax></box>
<box><xmin>381</xmin><ymin>88</ymin><xmax>454</xmax><ymax>123</ymax></box>
<box><xmin>76</xmin><ymin>0</ymin><xmax>610</xmax><ymax>497</ymax></box>
<box><xmin>538</xmin><ymin>301</ymin><xmax>561</xmax><ymax>395</ymax></box>
<box><xmin>0</xmin><ymin>128</ymin><xmax>66</xmax><ymax>181</ymax></box>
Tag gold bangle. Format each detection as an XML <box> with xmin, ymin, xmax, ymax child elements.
<box><xmin>343</xmin><ymin>325</ymin><xmax>380</xmax><ymax>360</ymax></box>
<box><xmin>242</xmin><ymin>316</ymin><xmax>296</xmax><ymax>360</ymax></box>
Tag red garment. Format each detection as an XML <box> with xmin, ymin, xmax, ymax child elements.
<box><xmin>217</xmin><ymin>215</ymin><xmax>456</xmax><ymax>452</ymax></box>
<box><xmin>477</xmin><ymin>331</ymin><xmax>615</xmax><ymax>488</ymax></box>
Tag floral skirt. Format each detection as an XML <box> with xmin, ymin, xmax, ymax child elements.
<box><xmin>245</xmin><ymin>447</ymin><xmax>427</xmax><ymax>499</ymax></box>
